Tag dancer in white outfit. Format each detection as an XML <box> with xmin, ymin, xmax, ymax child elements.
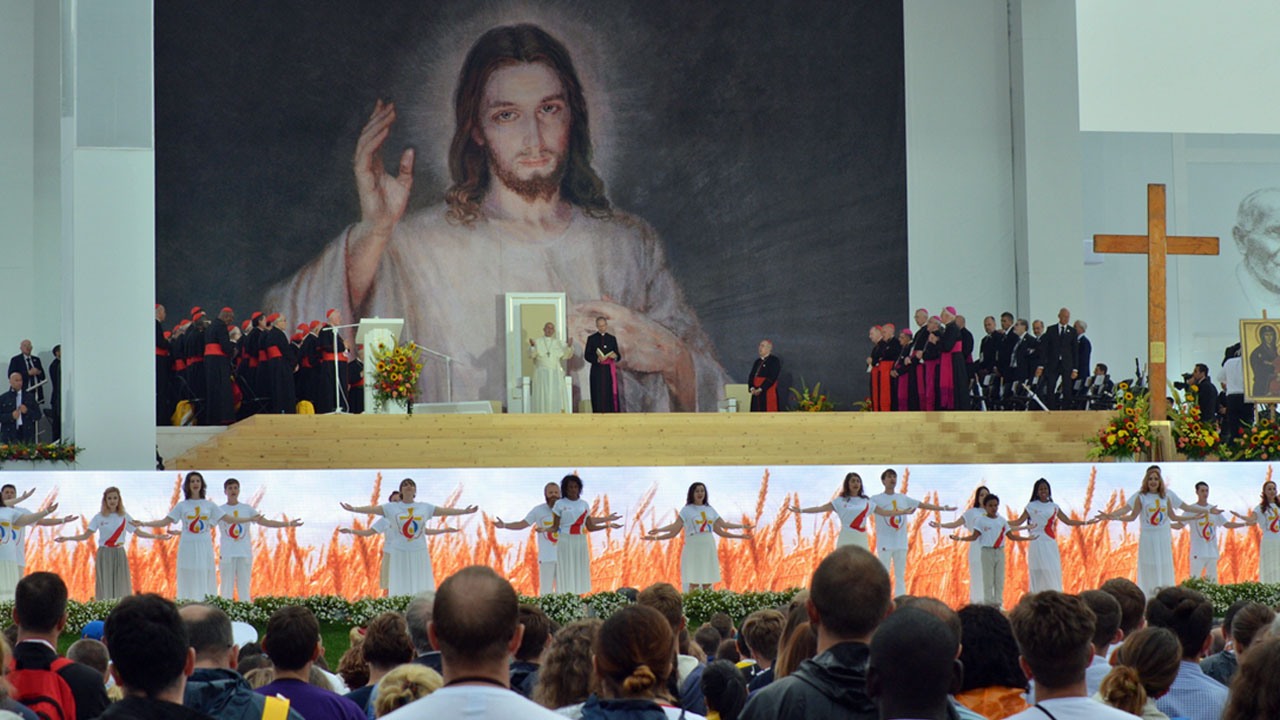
<box><xmin>1172</xmin><ymin>481</ymin><xmax>1246</xmax><ymax>582</ymax></box>
<box><xmin>1229</xmin><ymin>480</ymin><xmax>1280</xmax><ymax>583</ymax></box>
<box><xmin>216</xmin><ymin>477</ymin><xmax>303</xmax><ymax>602</ymax></box>
<box><xmin>494</xmin><ymin>482</ymin><xmax>564</xmax><ymax>595</ymax></box>
<box><xmin>929</xmin><ymin>486</ymin><xmax>991</xmax><ymax>604</ymax></box>
<box><xmin>338</xmin><ymin>490</ymin><xmax>400</xmax><ymax>595</ymax></box>
<box><xmin>55</xmin><ymin>487</ymin><xmax>170</xmax><ymax>600</ymax></box>
<box><xmin>341</xmin><ymin>478</ymin><xmax>474</xmax><ymax>595</ymax></box>
<box><xmin>869</xmin><ymin>468</ymin><xmax>955</xmax><ymax>596</ymax></box>
<box><xmin>1009</xmin><ymin>478</ymin><xmax>1100</xmax><ymax>593</ymax></box>
<box><xmin>135</xmin><ymin>471</ymin><xmax>226</xmax><ymax>600</ymax></box>
<box><xmin>646</xmin><ymin>482</ymin><xmax>752</xmax><ymax>591</ymax></box>
<box><xmin>791</xmin><ymin>472</ymin><xmax>915</xmax><ymax>551</ymax></box>
<box><xmin>948</xmin><ymin>494</ymin><xmax>1034</xmax><ymax>607</ymax></box>
<box><xmin>1097</xmin><ymin>466</ymin><xmax>1210</xmax><ymax>597</ymax></box>
<box><xmin>550</xmin><ymin>474</ymin><xmax>622</xmax><ymax>595</ymax></box>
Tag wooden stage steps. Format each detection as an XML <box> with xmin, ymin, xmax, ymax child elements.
<box><xmin>167</xmin><ymin>411</ymin><xmax>1110</xmax><ymax>470</ymax></box>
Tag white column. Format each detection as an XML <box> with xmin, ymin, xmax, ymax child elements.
<box><xmin>60</xmin><ymin>0</ymin><xmax>156</xmax><ymax>469</ymax></box>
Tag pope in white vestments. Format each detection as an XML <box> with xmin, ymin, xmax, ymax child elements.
<box><xmin>528</xmin><ymin>323</ymin><xmax>574</xmax><ymax>413</ymax></box>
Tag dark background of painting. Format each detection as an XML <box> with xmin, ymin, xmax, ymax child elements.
<box><xmin>155</xmin><ymin>0</ymin><xmax>906</xmax><ymax>409</ymax></box>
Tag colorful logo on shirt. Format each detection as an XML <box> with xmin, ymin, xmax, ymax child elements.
<box><xmin>1147</xmin><ymin>499</ymin><xmax>1165</xmax><ymax>526</ymax></box>
<box><xmin>0</xmin><ymin>523</ymin><xmax>15</xmax><ymax>545</ymax></box>
<box><xmin>186</xmin><ymin>509</ymin><xmax>208</xmax><ymax>534</ymax></box>
<box><xmin>1268</xmin><ymin>510</ymin><xmax>1280</xmax><ymax>534</ymax></box>
<box><xmin>1198</xmin><ymin>516</ymin><xmax>1215</xmax><ymax>542</ymax></box>
<box><xmin>888</xmin><ymin>500</ymin><xmax>902</xmax><ymax>530</ymax></box>
<box><xmin>697</xmin><ymin>511</ymin><xmax>712</xmax><ymax>533</ymax></box>
<box><xmin>398</xmin><ymin>508</ymin><xmax>423</xmax><ymax>540</ymax></box>
<box><xmin>542</xmin><ymin>519</ymin><xmax>559</xmax><ymax>544</ymax></box>
<box><xmin>228</xmin><ymin>522</ymin><xmax>245</xmax><ymax>541</ymax></box>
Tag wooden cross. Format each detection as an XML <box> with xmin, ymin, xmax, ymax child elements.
<box><xmin>1093</xmin><ymin>183</ymin><xmax>1219</xmax><ymax>422</ymax></box>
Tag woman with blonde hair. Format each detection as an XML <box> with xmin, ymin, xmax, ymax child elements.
<box><xmin>56</xmin><ymin>487</ymin><xmax>170</xmax><ymax>600</ymax></box>
<box><xmin>372</xmin><ymin>664</ymin><xmax>442</xmax><ymax>717</ymax></box>
<box><xmin>1229</xmin><ymin>480</ymin><xmax>1280</xmax><ymax>582</ymax></box>
<box><xmin>534</xmin><ymin>619</ymin><xmax>602</xmax><ymax>711</ymax></box>
<box><xmin>1097</xmin><ymin>466</ymin><xmax>1208</xmax><ymax>596</ymax></box>
<box><xmin>1094</xmin><ymin>627</ymin><xmax>1182</xmax><ymax>719</ymax></box>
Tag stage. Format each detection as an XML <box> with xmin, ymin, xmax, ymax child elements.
<box><xmin>165</xmin><ymin>411</ymin><xmax>1112</xmax><ymax>470</ymax></box>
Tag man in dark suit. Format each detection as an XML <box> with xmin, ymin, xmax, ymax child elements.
<box><xmin>47</xmin><ymin>345</ymin><xmax>61</xmax><ymax>441</ymax></box>
<box><xmin>1192</xmin><ymin>363</ymin><xmax>1219</xmax><ymax>423</ymax></box>
<box><xmin>1036</xmin><ymin>308</ymin><xmax>1078</xmax><ymax>409</ymax></box>
<box><xmin>0</xmin><ymin>372</ymin><xmax>41</xmax><ymax>443</ymax></box>
<box><xmin>997</xmin><ymin>312</ymin><xmax>1019</xmax><ymax>402</ymax></box>
<box><xmin>1073</xmin><ymin>319</ymin><xmax>1092</xmax><ymax>397</ymax></box>
<box><xmin>7</xmin><ymin>339</ymin><xmax>45</xmax><ymax>404</ymax></box>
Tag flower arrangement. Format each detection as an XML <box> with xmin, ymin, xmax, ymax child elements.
<box><xmin>788</xmin><ymin>379</ymin><xmax>835</xmax><ymax>412</ymax></box>
<box><xmin>1086</xmin><ymin>381</ymin><xmax>1153</xmax><ymax>459</ymax></box>
<box><xmin>370</xmin><ymin>340</ymin><xmax>423</xmax><ymax>413</ymax></box>
<box><xmin>1170</xmin><ymin>383</ymin><xmax>1220</xmax><ymax>460</ymax></box>
<box><xmin>1221</xmin><ymin>411</ymin><xmax>1280</xmax><ymax>461</ymax></box>
<box><xmin>0</xmin><ymin>441</ymin><xmax>81</xmax><ymax>464</ymax></box>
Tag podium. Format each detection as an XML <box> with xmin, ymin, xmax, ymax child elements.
<box><xmin>356</xmin><ymin>318</ymin><xmax>404</xmax><ymax>414</ymax></box>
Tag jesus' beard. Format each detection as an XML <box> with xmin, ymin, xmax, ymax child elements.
<box><xmin>487</xmin><ymin>147</ymin><xmax>568</xmax><ymax>202</ymax></box>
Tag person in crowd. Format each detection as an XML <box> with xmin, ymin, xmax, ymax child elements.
<box><xmin>870</xmin><ymin>468</ymin><xmax>955</xmax><ymax>597</ymax></box>
<box><xmin>948</xmin><ymin>494</ymin><xmax>1035</xmax><ymax>608</ymax></box>
<box><xmin>1096</xmin><ymin>466</ymin><xmax>1210</xmax><ymax>597</ymax></box>
<box><xmin>929</xmin><ymin>486</ymin><xmax>991</xmax><ymax>605</ymax></box>
<box><xmin>1003</xmin><ymin>591</ymin><xmax>1135</xmax><ymax>720</ymax></box>
<box><xmin>1010</xmin><ymin>479</ymin><xmax>1099</xmax><ymax>593</ymax></box>
<box><xmin>1220</xmin><ymin>343</ymin><xmax>1251</xmax><ymax>440</ymax></box>
<box><xmin>740</xmin><ymin>546</ymin><xmax>889</xmax><ymax>720</ymax></box>
<box><xmin>181</xmin><ymin>603</ymin><xmax>305</xmax><ymax>720</ymax></box>
<box><xmin>371</xmin><ymin>665</ymin><xmax>441</xmax><ymax>718</ymax></box>
<box><xmin>715</xmin><ymin>639</ymin><xmax>740</xmax><ymax>665</ymax></box>
<box><xmin>1005</xmin><ymin>319</ymin><xmax>1035</xmax><ymax>399</ymax></box>
<box><xmin>134</xmin><ymin>471</ymin><xmax>224</xmax><ymax>600</ymax></box>
<box><xmin>739</xmin><ymin>610</ymin><xmax>784</xmax><ymax>692</ymax></box>
<box><xmin>1100</xmin><ymin>577</ymin><xmax>1146</xmax><ymax>656</ymax></box>
<box><xmin>870</xmin><ymin>325</ymin><xmax>899</xmax><ymax>412</ymax></box>
<box><xmin>0</xmin><ymin>372</ymin><xmax>41</xmax><ymax>443</ymax></box>
<box><xmin>256</xmin><ymin>606</ymin><xmax>367</xmax><ymax>720</ymax></box>
<box><xmin>708</xmin><ymin>613</ymin><xmax>733</xmax><ymax>644</ymax></box>
<box><xmin>217</xmin><ymin>477</ymin><xmax>303</xmax><ymax>602</ymax></box>
<box><xmin>890</xmin><ymin>597</ymin><xmax>983</xmax><ymax>720</ymax></box>
<box><xmin>790</xmin><ymin>472</ymin><xmax>914</xmax><ymax>551</ymax></box>
<box><xmin>890</xmin><ymin>328</ymin><xmax>915</xmax><ymax>411</ymax></box>
<box><xmin>1094</xmin><ymin>627</ymin><xmax>1182</xmax><ymax>720</ymax></box>
<box><xmin>262</xmin><ymin>313</ymin><xmax>297</xmax><ymax>414</ymax></box>
<box><xmin>772</xmin><ymin>619</ymin><xmax>816</xmax><ymax>682</ymax></box>
<box><xmin>700</xmin><ymin>661</ymin><xmax>746</xmax><ymax>720</ymax></box>
<box><xmin>336</xmin><ymin>643</ymin><xmax>368</xmax><ymax>695</ymax></box>
<box><xmin>644</xmin><ymin>482</ymin><xmax>752</xmax><ymax>591</ymax></box>
<box><xmin>918</xmin><ymin>316</ymin><xmax>943</xmax><ymax>411</ymax></box>
<box><xmin>1199</xmin><ymin>600</ymin><xmax>1250</xmax><ymax>685</ymax></box>
<box><xmin>937</xmin><ymin>307</ymin><xmax>968</xmax><ymax>411</ymax></box>
<box><xmin>8</xmin><ymin>340</ymin><xmax>44</xmax><ymax>404</ymax></box>
<box><xmin>953</xmin><ymin>604</ymin><xmax>1029</xmax><ymax>720</ymax></box>
<box><xmin>1221</xmin><ymin>636</ymin><xmax>1280</xmax><ymax>720</ymax></box>
<box><xmin>1143</xmin><ymin>586</ymin><xmax>1227</xmax><ymax>720</ymax></box>
<box><xmin>55</xmin><ymin>487</ymin><xmax>170</xmax><ymax>600</ymax></box>
<box><xmin>1078</xmin><ymin>590</ymin><xmax>1123</xmax><ymax>696</ymax></box>
<box><xmin>494</xmin><ymin>482</ymin><xmax>562</xmax><ymax>595</ymax></box>
<box><xmin>1073</xmin><ymin>320</ymin><xmax>1091</xmax><ymax>393</ymax></box>
<box><xmin>96</xmin><ymin>594</ymin><xmax>213</xmax><ymax>720</ymax></box>
<box><xmin>1189</xmin><ymin>363</ymin><xmax>1219</xmax><ymax>422</ymax></box>
<box><xmin>344</xmin><ymin>612</ymin><xmax>414</xmax><ymax>714</ymax></box>
<box><xmin>533</xmin><ymin>619</ymin><xmax>602</xmax><ymax>711</ymax></box>
<box><xmin>550</xmin><ymin>475</ymin><xmax>622</xmax><ymax>595</ymax></box>
<box><xmin>748</xmin><ymin>340</ymin><xmax>780</xmax><ymax>412</ymax></box>
<box><xmin>510</xmin><ymin>605</ymin><xmax>551</xmax><ymax>699</ymax></box>
<box><xmin>65</xmin><ymin>638</ymin><xmax>112</xmax><ymax>704</ymax></box>
<box><xmin>637</xmin><ymin>583</ymin><xmax>705</xmax><ymax>714</ymax></box>
<box><xmin>46</xmin><ymin>344</ymin><xmax>60</xmax><ymax>440</ymax></box>
<box><xmin>403</xmin><ymin>592</ymin><xmax>441</xmax><ymax>673</ymax></box>
<box><xmin>315</xmin><ymin>309</ymin><xmax>350</xmax><ymax>413</ymax></box>
<box><xmin>1228</xmin><ymin>479</ymin><xmax>1280</xmax><ymax>583</ymax></box>
<box><xmin>866</xmin><ymin>607</ymin><xmax>961</xmax><ymax>720</ymax></box>
<box><xmin>694</xmin><ymin>625</ymin><xmax>724</xmax><ymax>661</ymax></box>
<box><xmin>379</xmin><ymin>566</ymin><xmax>562</xmax><ymax>719</ymax></box>
<box><xmin>1209</xmin><ymin>602</ymin><xmax>1273</xmax><ymax>687</ymax></box>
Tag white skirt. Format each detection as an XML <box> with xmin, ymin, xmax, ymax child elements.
<box><xmin>682</xmin><ymin>533</ymin><xmax>721</xmax><ymax>588</ymax></box>
<box><xmin>556</xmin><ymin>533</ymin><xmax>591</xmax><ymax>594</ymax></box>
<box><xmin>1262</xmin><ymin>537</ymin><xmax>1280</xmax><ymax>584</ymax></box>
<box><xmin>176</xmin><ymin>533</ymin><xmax>218</xmax><ymax>600</ymax></box>
<box><xmin>387</xmin><ymin>546</ymin><xmax>435</xmax><ymax>596</ymax></box>
<box><xmin>1027</xmin><ymin>537</ymin><xmax>1064</xmax><ymax>593</ymax></box>
<box><xmin>0</xmin><ymin>560</ymin><xmax>19</xmax><ymax>602</ymax></box>
<box><xmin>836</xmin><ymin>528</ymin><xmax>870</xmax><ymax>551</ymax></box>
<box><xmin>968</xmin><ymin>539</ymin><xmax>983</xmax><ymax>604</ymax></box>
<box><xmin>1136</xmin><ymin>527</ymin><xmax>1175</xmax><ymax>597</ymax></box>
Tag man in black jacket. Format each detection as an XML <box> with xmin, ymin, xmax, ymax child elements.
<box><xmin>181</xmin><ymin>604</ymin><xmax>304</xmax><ymax>720</ymax></box>
<box><xmin>1192</xmin><ymin>363</ymin><xmax>1220</xmax><ymax>422</ymax></box>
<box><xmin>0</xmin><ymin>372</ymin><xmax>41</xmax><ymax>443</ymax></box>
<box><xmin>1036</xmin><ymin>307</ymin><xmax>1078</xmax><ymax>409</ymax></box>
<box><xmin>740</xmin><ymin>546</ymin><xmax>889</xmax><ymax>720</ymax></box>
<box><xmin>7</xmin><ymin>340</ymin><xmax>45</xmax><ymax>404</ymax></box>
<box><xmin>11</xmin><ymin>573</ymin><xmax>110</xmax><ymax>720</ymax></box>
<box><xmin>100</xmin><ymin>594</ymin><xmax>215</xmax><ymax>720</ymax></box>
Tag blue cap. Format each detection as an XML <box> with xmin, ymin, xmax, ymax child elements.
<box><xmin>81</xmin><ymin>620</ymin><xmax>105</xmax><ymax>641</ymax></box>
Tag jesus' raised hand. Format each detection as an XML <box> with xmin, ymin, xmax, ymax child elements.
<box><xmin>348</xmin><ymin>99</ymin><xmax>416</xmax><ymax>312</ymax></box>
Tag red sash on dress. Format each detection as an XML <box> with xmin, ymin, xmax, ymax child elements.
<box><xmin>203</xmin><ymin>343</ymin><xmax>226</xmax><ymax>357</ymax></box>
<box><xmin>266</xmin><ymin>345</ymin><xmax>283</xmax><ymax>360</ymax></box>
<box><xmin>103</xmin><ymin>518</ymin><xmax>127</xmax><ymax>548</ymax></box>
<box><xmin>569</xmin><ymin>512</ymin><xmax>587</xmax><ymax>535</ymax></box>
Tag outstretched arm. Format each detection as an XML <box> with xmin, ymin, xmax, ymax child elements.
<box><xmin>495</xmin><ymin>518</ymin><xmax>531</xmax><ymax>530</ymax></box>
<box><xmin>950</xmin><ymin>530</ymin><xmax>979</xmax><ymax>543</ymax></box>
<box><xmin>433</xmin><ymin>505</ymin><xmax>478</xmax><ymax>518</ymax></box>
<box><xmin>255</xmin><ymin>514</ymin><xmax>303</xmax><ymax>529</ymax></box>
<box><xmin>643</xmin><ymin>528</ymin><xmax>682</xmax><ymax>541</ymax></box>
<box><xmin>339</xmin><ymin>527</ymin><xmax>379</xmax><ymax>537</ymax></box>
<box><xmin>1098</xmin><ymin>496</ymin><xmax>1140</xmax><ymax>523</ymax></box>
<box><xmin>1179</xmin><ymin>501</ymin><xmax>1221</xmax><ymax>515</ymax></box>
<box><xmin>917</xmin><ymin>502</ymin><xmax>957</xmax><ymax>512</ymax></box>
<box><xmin>586</xmin><ymin>514</ymin><xmax>623</xmax><ymax>532</ymax></box>
<box><xmin>423</xmin><ymin>526</ymin><xmax>459</xmax><ymax>535</ymax></box>
<box><xmin>340</xmin><ymin>502</ymin><xmax>383</xmax><ymax>515</ymax></box>
<box><xmin>135</xmin><ymin>530</ymin><xmax>172</xmax><ymax>541</ymax></box>
<box><xmin>788</xmin><ymin>502</ymin><xmax>834</xmax><ymax>514</ymax></box>
<box><xmin>1230</xmin><ymin>510</ymin><xmax>1258</xmax><ymax>525</ymax></box>
<box><xmin>929</xmin><ymin>516</ymin><xmax>968</xmax><ymax>530</ymax></box>
<box><xmin>132</xmin><ymin>513</ymin><xmax>176</xmax><ymax>528</ymax></box>
<box><xmin>1056</xmin><ymin>509</ymin><xmax>1099</xmax><ymax>527</ymax></box>
<box><xmin>54</xmin><ymin>530</ymin><xmax>92</xmax><ymax>543</ymax></box>
<box><xmin>14</xmin><ymin>505</ymin><xmax>57</xmax><ymax>527</ymax></box>
<box><xmin>714</xmin><ymin>518</ymin><xmax>753</xmax><ymax>531</ymax></box>
<box><xmin>712</xmin><ymin>520</ymin><xmax>751</xmax><ymax>540</ymax></box>
<box><xmin>646</xmin><ymin>518</ymin><xmax>683</xmax><ymax>536</ymax></box>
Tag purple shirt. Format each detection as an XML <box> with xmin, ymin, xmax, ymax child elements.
<box><xmin>257</xmin><ymin>678</ymin><xmax>367</xmax><ymax>720</ymax></box>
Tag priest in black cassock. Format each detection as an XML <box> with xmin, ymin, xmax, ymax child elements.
<box><xmin>904</xmin><ymin>309</ymin><xmax>930</xmax><ymax>410</ymax></box>
<box><xmin>584</xmin><ymin>316</ymin><xmax>621</xmax><ymax>413</ymax></box>
<box><xmin>185</xmin><ymin>309</ymin><xmax>208</xmax><ymax>411</ymax></box>
<box><xmin>748</xmin><ymin>340</ymin><xmax>781</xmax><ymax>412</ymax></box>
<box><xmin>203</xmin><ymin>307</ymin><xmax>237</xmax><ymax>425</ymax></box>
<box><xmin>155</xmin><ymin>304</ymin><xmax>172</xmax><ymax>425</ymax></box>
<box><xmin>263</xmin><ymin>313</ymin><xmax>296</xmax><ymax>414</ymax></box>
<box><xmin>938</xmin><ymin>307</ymin><xmax>969</xmax><ymax>410</ymax></box>
<box><xmin>315</xmin><ymin>309</ymin><xmax>349</xmax><ymax>413</ymax></box>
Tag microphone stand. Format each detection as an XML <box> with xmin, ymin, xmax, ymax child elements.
<box><xmin>327</xmin><ymin>322</ymin><xmax>361</xmax><ymax>415</ymax></box>
<box><xmin>413</xmin><ymin>345</ymin><xmax>454</xmax><ymax>403</ymax></box>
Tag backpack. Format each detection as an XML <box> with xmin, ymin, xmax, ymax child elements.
<box><xmin>8</xmin><ymin>655</ymin><xmax>77</xmax><ymax>720</ymax></box>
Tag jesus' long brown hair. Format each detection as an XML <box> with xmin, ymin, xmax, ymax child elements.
<box><xmin>445</xmin><ymin>24</ymin><xmax>612</xmax><ymax>226</ymax></box>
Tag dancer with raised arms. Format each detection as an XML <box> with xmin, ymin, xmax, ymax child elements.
<box><xmin>3</xmin><ymin>483</ymin><xmax>76</xmax><ymax>578</ymax></box>
<box><xmin>1229</xmin><ymin>479</ymin><xmax>1280</xmax><ymax>583</ymax></box>
<box><xmin>1096</xmin><ymin>466</ymin><xmax>1211</xmax><ymax>596</ymax></box>
<box><xmin>217</xmin><ymin>477</ymin><xmax>303</xmax><ymax>601</ymax></box>
<box><xmin>55</xmin><ymin>487</ymin><xmax>170</xmax><ymax>600</ymax></box>
<box><xmin>550</xmin><ymin>474</ymin><xmax>622</xmax><ymax>595</ymax></box>
<box><xmin>493</xmin><ymin>481</ymin><xmax>562</xmax><ymax>595</ymax></box>
<box><xmin>790</xmin><ymin>472</ymin><xmax>914</xmax><ymax>550</ymax></box>
<box><xmin>646</xmin><ymin>481</ymin><xmax>753</xmax><ymax>591</ymax></box>
<box><xmin>338</xmin><ymin>490</ymin><xmax>400</xmax><ymax>595</ymax></box>
<box><xmin>1172</xmin><ymin>481</ymin><xmax>1247</xmax><ymax>582</ymax></box>
<box><xmin>929</xmin><ymin>485</ymin><xmax>991</xmax><ymax>603</ymax></box>
<box><xmin>870</xmin><ymin>468</ymin><xmax>956</xmax><ymax>596</ymax></box>
<box><xmin>1009</xmin><ymin>478</ymin><xmax>1100</xmax><ymax>592</ymax></box>
<box><xmin>134</xmin><ymin>470</ymin><xmax>225</xmax><ymax>600</ymax></box>
<box><xmin>0</xmin><ymin>501</ymin><xmax>61</xmax><ymax>601</ymax></box>
<box><xmin>948</xmin><ymin>494</ymin><xmax>1035</xmax><ymax>607</ymax></box>
<box><xmin>341</xmin><ymin>478</ymin><xmax>474</xmax><ymax>595</ymax></box>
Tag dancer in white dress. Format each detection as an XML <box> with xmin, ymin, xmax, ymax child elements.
<box><xmin>55</xmin><ymin>487</ymin><xmax>170</xmax><ymax>600</ymax></box>
<box><xmin>869</xmin><ymin>468</ymin><xmax>956</xmax><ymax>596</ymax></box>
<box><xmin>550</xmin><ymin>474</ymin><xmax>622</xmax><ymax>595</ymax></box>
<box><xmin>1009</xmin><ymin>478</ymin><xmax>1100</xmax><ymax>593</ymax></box>
<box><xmin>791</xmin><ymin>472</ymin><xmax>915</xmax><ymax>551</ymax></box>
<box><xmin>135</xmin><ymin>471</ymin><xmax>226</xmax><ymax>600</ymax></box>
<box><xmin>494</xmin><ymin>482</ymin><xmax>563</xmax><ymax>595</ymax></box>
<box><xmin>646</xmin><ymin>482</ymin><xmax>752</xmax><ymax>591</ymax></box>
<box><xmin>948</xmin><ymin>494</ymin><xmax>1034</xmax><ymax>607</ymax></box>
<box><xmin>1097</xmin><ymin>466</ymin><xmax>1210</xmax><ymax>597</ymax></box>
<box><xmin>1</xmin><ymin>483</ymin><xmax>76</xmax><ymax>577</ymax></box>
<box><xmin>929</xmin><ymin>486</ymin><xmax>991</xmax><ymax>603</ymax></box>
<box><xmin>0</xmin><ymin>502</ymin><xmax>61</xmax><ymax>601</ymax></box>
<box><xmin>1229</xmin><ymin>480</ymin><xmax>1280</xmax><ymax>583</ymax></box>
<box><xmin>1172</xmin><ymin>481</ymin><xmax>1246</xmax><ymax>582</ymax></box>
<box><xmin>340</xmin><ymin>490</ymin><xmax>401</xmax><ymax>594</ymax></box>
<box><xmin>342</xmin><ymin>478</ymin><xmax>473</xmax><ymax>596</ymax></box>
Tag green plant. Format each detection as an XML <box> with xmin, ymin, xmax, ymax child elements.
<box><xmin>789</xmin><ymin>379</ymin><xmax>835</xmax><ymax>412</ymax></box>
<box><xmin>1182</xmin><ymin>577</ymin><xmax>1280</xmax><ymax>616</ymax></box>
